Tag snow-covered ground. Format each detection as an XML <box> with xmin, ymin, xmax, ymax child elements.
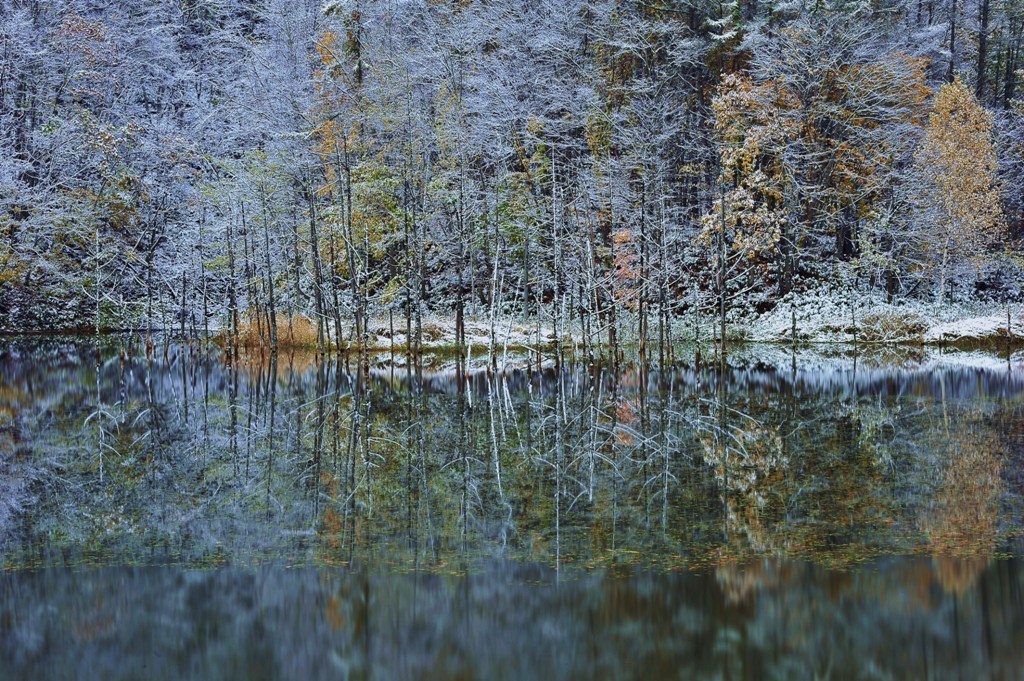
<box><xmin>344</xmin><ymin>287</ymin><xmax>1024</xmax><ymax>359</ymax></box>
<box><xmin>362</xmin><ymin>314</ymin><xmax>559</xmax><ymax>352</ymax></box>
<box><xmin>730</xmin><ymin>286</ymin><xmax>1023</xmax><ymax>347</ymax></box>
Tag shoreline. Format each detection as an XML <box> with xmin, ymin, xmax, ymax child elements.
<box><xmin>1</xmin><ymin>326</ymin><xmax>1021</xmax><ymax>352</ymax></box>
<box><xmin>4</xmin><ymin>307</ymin><xmax>1024</xmax><ymax>353</ymax></box>
<box><xmin>2</xmin><ymin>323</ymin><xmax>1015</xmax><ymax>356</ymax></box>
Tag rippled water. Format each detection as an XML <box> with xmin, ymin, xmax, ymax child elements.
<box><xmin>3</xmin><ymin>337</ymin><xmax>1024</xmax><ymax>679</ymax></box>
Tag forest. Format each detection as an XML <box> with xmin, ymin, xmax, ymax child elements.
<box><xmin>8</xmin><ymin>4</ymin><xmax>1024</xmax><ymax>676</ymax></box>
<box><xmin>2</xmin><ymin>0</ymin><xmax>1024</xmax><ymax>352</ymax></box>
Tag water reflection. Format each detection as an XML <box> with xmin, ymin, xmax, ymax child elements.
<box><xmin>4</xmin><ymin>558</ymin><xmax>1024</xmax><ymax>680</ymax></box>
<box><xmin>3</xmin><ymin>337</ymin><xmax>1024</xmax><ymax>678</ymax></box>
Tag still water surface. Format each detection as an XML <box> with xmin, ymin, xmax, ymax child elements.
<box><xmin>3</xmin><ymin>338</ymin><xmax>1024</xmax><ymax>679</ymax></box>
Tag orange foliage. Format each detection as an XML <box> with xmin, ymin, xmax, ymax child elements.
<box><xmin>235</xmin><ymin>310</ymin><xmax>320</xmax><ymax>349</ymax></box>
<box><xmin>702</xmin><ymin>41</ymin><xmax>929</xmax><ymax>262</ymax></box>
<box><xmin>700</xmin><ymin>73</ymin><xmax>794</xmax><ymax>258</ymax></box>
<box><xmin>611</xmin><ymin>228</ymin><xmax>641</xmax><ymax>311</ymax></box>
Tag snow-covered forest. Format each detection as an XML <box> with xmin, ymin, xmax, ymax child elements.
<box><xmin>2</xmin><ymin>0</ymin><xmax>1024</xmax><ymax>349</ymax></box>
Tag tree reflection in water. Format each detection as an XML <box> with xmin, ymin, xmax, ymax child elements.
<box><xmin>3</xmin><ymin>337</ymin><xmax>1024</xmax><ymax>679</ymax></box>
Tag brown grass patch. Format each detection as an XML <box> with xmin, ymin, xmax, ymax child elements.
<box><xmin>234</xmin><ymin>310</ymin><xmax>321</xmax><ymax>349</ymax></box>
<box><xmin>858</xmin><ymin>311</ymin><xmax>927</xmax><ymax>343</ymax></box>
<box><xmin>420</xmin><ymin>322</ymin><xmax>446</xmax><ymax>342</ymax></box>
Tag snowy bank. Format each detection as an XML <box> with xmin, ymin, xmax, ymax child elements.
<box><xmin>731</xmin><ymin>286</ymin><xmax>1024</xmax><ymax>348</ymax></box>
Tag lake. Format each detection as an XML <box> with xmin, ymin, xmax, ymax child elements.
<box><xmin>2</xmin><ymin>337</ymin><xmax>1024</xmax><ymax>680</ymax></box>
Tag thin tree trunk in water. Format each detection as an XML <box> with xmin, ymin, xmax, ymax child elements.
<box><xmin>792</xmin><ymin>304</ymin><xmax>797</xmax><ymax>351</ymax></box>
<box><xmin>361</xmin><ymin>180</ymin><xmax>371</xmax><ymax>375</ymax></box>
<box><xmin>242</xmin><ymin>203</ymin><xmax>264</xmax><ymax>348</ymax></box>
<box><xmin>308</xmin><ymin>190</ymin><xmax>327</xmax><ymax>354</ymax></box>
<box><xmin>719</xmin><ymin>184</ymin><xmax>727</xmax><ymax>371</ymax></box>
<box><xmin>416</xmin><ymin>155</ymin><xmax>427</xmax><ymax>361</ymax></box>
<box><xmin>290</xmin><ymin>207</ymin><xmax>304</xmax><ymax>347</ymax></box>
<box><xmin>146</xmin><ymin>250</ymin><xmax>154</xmax><ymax>355</ymax></box>
<box><xmin>94</xmin><ymin>217</ymin><xmax>101</xmax><ymax>336</ymax></box>
<box><xmin>551</xmin><ymin>155</ymin><xmax>562</xmax><ymax>368</ymax></box>
<box><xmin>404</xmin><ymin>166</ymin><xmax>413</xmax><ymax>361</ymax></box>
<box><xmin>329</xmin><ymin>227</ymin><xmax>342</xmax><ymax>351</ymax></box>
<box><xmin>489</xmin><ymin>241</ymin><xmax>502</xmax><ymax>369</ymax></box>
<box><xmin>456</xmin><ymin>265</ymin><xmax>464</xmax><ymax>353</ymax></box>
<box><xmin>608</xmin><ymin>292</ymin><xmax>617</xmax><ymax>367</ymax></box>
<box><xmin>456</xmin><ymin>237</ymin><xmax>465</xmax><ymax>355</ymax></box>
<box><xmin>523</xmin><ymin>226</ymin><xmax>531</xmax><ymax>369</ymax></box>
<box><xmin>199</xmin><ymin>211</ymin><xmax>209</xmax><ymax>352</ymax></box>
<box><xmin>937</xmin><ymin>238</ymin><xmax>950</xmax><ymax>304</ymax></box>
<box><xmin>261</xmin><ymin>193</ymin><xmax>278</xmax><ymax>353</ymax></box>
<box><xmin>658</xmin><ymin>195</ymin><xmax>668</xmax><ymax>367</ymax></box>
<box><xmin>227</xmin><ymin>213</ymin><xmax>239</xmax><ymax>361</ymax></box>
<box><xmin>639</xmin><ymin>181</ymin><xmax>648</xmax><ymax>364</ymax></box>
<box><xmin>606</xmin><ymin>196</ymin><xmax>618</xmax><ymax>366</ymax></box>
<box><xmin>341</xmin><ymin>137</ymin><xmax>363</xmax><ymax>353</ymax></box>
<box><xmin>416</xmin><ymin>205</ymin><xmax>424</xmax><ymax>361</ymax></box>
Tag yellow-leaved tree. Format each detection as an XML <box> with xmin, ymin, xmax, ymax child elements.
<box><xmin>917</xmin><ymin>79</ymin><xmax>1005</xmax><ymax>302</ymax></box>
<box><xmin>701</xmin><ymin>73</ymin><xmax>795</xmax><ymax>263</ymax></box>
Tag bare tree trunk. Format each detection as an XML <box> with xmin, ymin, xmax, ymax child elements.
<box><xmin>261</xmin><ymin>192</ymin><xmax>278</xmax><ymax>353</ymax></box>
<box><xmin>227</xmin><ymin>211</ymin><xmax>239</xmax><ymax>361</ymax></box>
<box><xmin>242</xmin><ymin>202</ymin><xmax>264</xmax><ymax>348</ymax></box>
<box><xmin>290</xmin><ymin>207</ymin><xmax>304</xmax><ymax>346</ymax></box>
<box><xmin>180</xmin><ymin>271</ymin><xmax>187</xmax><ymax>342</ymax></box>
<box><xmin>718</xmin><ymin>185</ymin><xmax>727</xmax><ymax>371</ymax></box>
<box><xmin>948</xmin><ymin>0</ymin><xmax>958</xmax><ymax>82</ymax></box>
<box><xmin>977</xmin><ymin>0</ymin><xmax>991</xmax><ymax>100</ymax></box>
<box><xmin>199</xmin><ymin>209</ymin><xmax>209</xmax><ymax>352</ymax></box>
<box><xmin>308</xmin><ymin>189</ymin><xmax>327</xmax><ymax>354</ymax></box>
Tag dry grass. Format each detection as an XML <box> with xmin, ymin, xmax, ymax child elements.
<box><xmin>234</xmin><ymin>310</ymin><xmax>321</xmax><ymax>349</ymax></box>
<box><xmin>857</xmin><ymin>311</ymin><xmax>928</xmax><ymax>343</ymax></box>
<box><xmin>420</xmin><ymin>321</ymin><xmax>446</xmax><ymax>342</ymax></box>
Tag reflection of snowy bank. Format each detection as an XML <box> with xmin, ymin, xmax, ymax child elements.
<box><xmin>365</xmin><ymin>349</ymin><xmax>1024</xmax><ymax>404</ymax></box>
<box><xmin>722</xmin><ymin>343</ymin><xmax>1024</xmax><ymax>373</ymax></box>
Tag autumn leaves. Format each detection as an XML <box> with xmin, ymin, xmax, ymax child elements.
<box><xmin>703</xmin><ymin>22</ymin><xmax>1005</xmax><ymax>303</ymax></box>
<box><xmin>918</xmin><ymin>79</ymin><xmax>1005</xmax><ymax>302</ymax></box>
